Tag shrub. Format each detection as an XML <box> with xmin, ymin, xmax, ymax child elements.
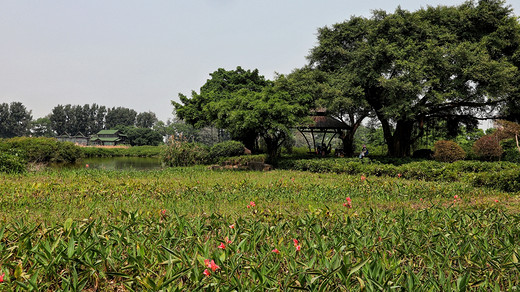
<box><xmin>471</xmin><ymin>169</ymin><xmax>520</xmax><ymax>192</ymax></box>
<box><xmin>433</xmin><ymin>140</ymin><xmax>466</xmax><ymax>163</ymax></box>
<box><xmin>0</xmin><ymin>137</ymin><xmax>82</xmax><ymax>163</ymax></box>
<box><xmin>473</xmin><ymin>135</ymin><xmax>503</xmax><ymax>161</ymax></box>
<box><xmin>162</xmin><ymin>136</ymin><xmax>209</xmax><ymax>166</ymax></box>
<box><xmin>209</xmin><ymin>140</ymin><xmax>245</xmax><ymax>162</ymax></box>
<box><xmin>0</xmin><ymin>152</ymin><xmax>26</xmax><ymax>173</ymax></box>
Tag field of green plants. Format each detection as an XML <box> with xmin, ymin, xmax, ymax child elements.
<box><xmin>0</xmin><ymin>163</ymin><xmax>519</xmax><ymax>290</ymax></box>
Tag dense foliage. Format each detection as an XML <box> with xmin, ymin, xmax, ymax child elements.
<box><xmin>307</xmin><ymin>0</ymin><xmax>520</xmax><ymax>157</ymax></box>
<box><xmin>433</xmin><ymin>140</ymin><xmax>466</xmax><ymax>163</ymax></box>
<box><xmin>0</xmin><ymin>137</ymin><xmax>81</xmax><ymax>164</ymax></box>
<box><xmin>473</xmin><ymin>134</ymin><xmax>503</xmax><ymax>161</ymax></box>
<box><xmin>280</xmin><ymin>157</ymin><xmax>520</xmax><ymax>192</ymax></box>
<box><xmin>162</xmin><ymin>137</ymin><xmax>210</xmax><ymax>167</ymax></box>
<box><xmin>174</xmin><ymin>67</ymin><xmax>309</xmax><ymax>162</ymax></box>
<box><xmin>0</xmin><ymin>152</ymin><xmax>26</xmax><ymax>173</ymax></box>
<box><xmin>209</xmin><ymin>140</ymin><xmax>245</xmax><ymax>161</ymax></box>
<box><xmin>0</xmin><ymin>102</ymin><xmax>32</xmax><ymax>138</ymax></box>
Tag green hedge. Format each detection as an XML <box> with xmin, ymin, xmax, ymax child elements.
<box><xmin>280</xmin><ymin>157</ymin><xmax>520</xmax><ymax>192</ymax></box>
<box><xmin>209</xmin><ymin>141</ymin><xmax>245</xmax><ymax>161</ymax></box>
<box><xmin>0</xmin><ymin>137</ymin><xmax>81</xmax><ymax>164</ymax></box>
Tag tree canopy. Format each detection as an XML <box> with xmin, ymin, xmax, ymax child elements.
<box><xmin>308</xmin><ymin>0</ymin><xmax>520</xmax><ymax>157</ymax></box>
<box><xmin>173</xmin><ymin>67</ymin><xmax>309</xmax><ymax>162</ymax></box>
<box><xmin>0</xmin><ymin>102</ymin><xmax>32</xmax><ymax>138</ymax></box>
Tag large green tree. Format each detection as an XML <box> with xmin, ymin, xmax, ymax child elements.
<box><xmin>174</xmin><ymin>67</ymin><xmax>271</xmax><ymax>152</ymax></box>
<box><xmin>0</xmin><ymin>102</ymin><xmax>32</xmax><ymax>138</ymax></box>
<box><xmin>136</xmin><ymin>111</ymin><xmax>158</xmax><ymax>128</ymax></box>
<box><xmin>105</xmin><ymin>107</ymin><xmax>137</xmax><ymax>129</ymax></box>
<box><xmin>173</xmin><ymin>67</ymin><xmax>308</xmax><ymax>162</ymax></box>
<box><xmin>309</xmin><ymin>0</ymin><xmax>520</xmax><ymax>157</ymax></box>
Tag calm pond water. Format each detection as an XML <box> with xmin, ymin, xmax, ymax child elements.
<box><xmin>55</xmin><ymin>157</ymin><xmax>164</xmax><ymax>171</ymax></box>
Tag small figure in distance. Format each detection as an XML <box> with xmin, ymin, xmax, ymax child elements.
<box><xmin>359</xmin><ymin>144</ymin><xmax>368</xmax><ymax>159</ymax></box>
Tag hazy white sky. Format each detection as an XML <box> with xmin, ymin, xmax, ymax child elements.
<box><xmin>1</xmin><ymin>0</ymin><xmax>519</xmax><ymax>122</ymax></box>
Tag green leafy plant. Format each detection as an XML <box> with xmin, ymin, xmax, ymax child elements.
<box><xmin>209</xmin><ymin>140</ymin><xmax>245</xmax><ymax>162</ymax></box>
<box><xmin>162</xmin><ymin>136</ymin><xmax>209</xmax><ymax>166</ymax></box>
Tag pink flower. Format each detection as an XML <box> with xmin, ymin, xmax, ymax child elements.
<box><xmin>85</xmin><ymin>164</ymin><xmax>89</xmax><ymax>168</ymax></box>
<box><xmin>229</xmin><ymin>223</ymin><xmax>235</xmax><ymax>229</ymax></box>
<box><xmin>203</xmin><ymin>269</ymin><xmax>210</xmax><ymax>277</ymax></box>
<box><xmin>218</xmin><ymin>243</ymin><xmax>226</xmax><ymax>249</ymax></box>
<box><xmin>0</xmin><ymin>273</ymin><xmax>3</xmax><ymax>283</ymax></box>
<box><xmin>454</xmin><ymin>195</ymin><xmax>458</xmax><ymax>199</ymax></box>
<box><xmin>205</xmin><ymin>259</ymin><xmax>220</xmax><ymax>272</ymax></box>
<box><xmin>272</xmin><ymin>248</ymin><xmax>280</xmax><ymax>254</ymax></box>
<box><xmin>343</xmin><ymin>197</ymin><xmax>352</xmax><ymax>208</ymax></box>
<box><xmin>361</xmin><ymin>175</ymin><xmax>366</xmax><ymax>181</ymax></box>
<box><xmin>250</xmin><ymin>201</ymin><xmax>256</xmax><ymax>207</ymax></box>
<box><xmin>209</xmin><ymin>260</ymin><xmax>220</xmax><ymax>272</ymax></box>
<box><xmin>420</xmin><ymin>198</ymin><xmax>423</xmax><ymax>201</ymax></box>
<box><xmin>225</xmin><ymin>237</ymin><xmax>232</xmax><ymax>244</ymax></box>
<box><xmin>495</xmin><ymin>199</ymin><xmax>499</xmax><ymax>203</ymax></box>
<box><xmin>295</xmin><ymin>245</ymin><xmax>301</xmax><ymax>251</ymax></box>
<box><xmin>397</xmin><ymin>173</ymin><xmax>402</xmax><ymax>178</ymax></box>
<box><xmin>160</xmin><ymin>209</ymin><xmax>166</xmax><ymax>215</ymax></box>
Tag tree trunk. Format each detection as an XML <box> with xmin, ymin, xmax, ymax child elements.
<box><xmin>340</xmin><ymin>130</ymin><xmax>355</xmax><ymax>157</ymax></box>
<box><xmin>263</xmin><ymin>134</ymin><xmax>284</xmax><ymax>166</ymax></box>
<box><xmin>386</xmin><ymin>120</ymin><xmax>414</xmax><ymax>157</ymax></box>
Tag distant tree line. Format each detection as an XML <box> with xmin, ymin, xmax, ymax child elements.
<box><xmin>0</xmin><ymin>102</ymin><xmax>166</xmax><ymax>146</ymax></box>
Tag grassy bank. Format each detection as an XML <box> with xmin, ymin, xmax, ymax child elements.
<box><xmin>0</xmin><ymin>167</ymin><xmax>519</xmax><ymax>290</ymax></box>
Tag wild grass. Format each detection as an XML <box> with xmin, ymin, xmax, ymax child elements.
<box><xmin>0</xmin><ymin>167</ymin><xmax>519</xmax><ymax>290</ymax></box>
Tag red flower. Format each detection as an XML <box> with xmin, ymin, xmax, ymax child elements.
<box><xmin>205</xmin><ymin>259</ymin><xmax>220</xmax><ymax>272</ymax></box>
<box><xmin>250</xmin><ymin>201</ymin><xmax>256</xmax><ymax>207</ymax></box>
<box><xmin>295</xmin><ymin>245</ymin><xmax>301</xmax><ymax>251</ymax></box>
<box><xmin>85</xmin><ymin>164</ymin><xmax>89</xmax><ymax>168</ymax></box>
<box><xmin>229</xmin><ymin>223</ymin><xmax>235</xmax><ymax>229</ymax></box>
<box><xmin>293</xmin><ymin>239</ymin><xmax>298</xmax><ymax>246</ymax></box>
<box><xmin>218</xmin><ymin>243</ymin><xmax>226</xmax><ymax>249</ymax></box>
<box><xmin>397</xmin><ymin>173</ymin><xmax>402</xmax><ymax>178</ymax></box>
<box><xmin>361</xmin><ymin>175</ymin><xmax>366</xmax><ymax>181</ymax></box>
<box><xmin>209</xmin><ymin>260</ymin><xmax>220</xmax><ymax>272</ymax></box>
<box><xmin>272</xmin><ymin>248</ymin><xmax>280</xmax><ymax>254</ymax></box>
<box><xmin>0</xmin><ymin>273</ymin><xmax>4</xmax><ymax>283</ymax></box>
<box><xmin>454</xmin><ymin>195</ymin><xmax>458</xmax><ymax>199</ymax></box>
<box><xmin>495</xmin><ymin>199</ymin><xmax>499</xmax><ymax>203</ymax></box>
<box><xmin>343</xmin><ymin>197</ymin><xmax>352</xmax><ymax>208</ymax></box>
<box><xmin>203</xmin><ymin>269</ymin><xmax>210</xmax><ymax>277</ymax></box>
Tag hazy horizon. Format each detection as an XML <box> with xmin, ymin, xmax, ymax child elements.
<box><xmin>1</xmin><ymin>0</ymin><xmax>518</xmax><ymax>122</ymax></box>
